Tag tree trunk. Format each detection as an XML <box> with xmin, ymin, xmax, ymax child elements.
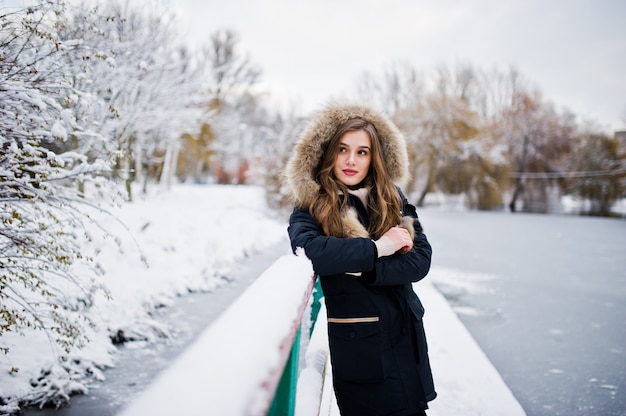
<box><xmin>160</xmin><ymin>140</ymin><xmax>178</xmax><ymax>189</ymax></box>
<box><xmin>508</xmin><ymin>178</ymin><xmax>523</xmax><ymax>212</ymax></box>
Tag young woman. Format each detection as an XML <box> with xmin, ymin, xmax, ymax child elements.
<box><xmin>285</xmin><ymin>103</ymin><xmax>437</xmax><ymax>416</ymax></box>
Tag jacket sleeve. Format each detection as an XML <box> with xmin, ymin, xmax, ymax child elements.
<box><xmin>368</xmin><ymin>190</ymin><xmax>432</xmax><ymax>286</ymax></box>
<box><xmin>288</xmin><ymin>208</ymin><xmax>377</xmax><ymax>276</ymax></box>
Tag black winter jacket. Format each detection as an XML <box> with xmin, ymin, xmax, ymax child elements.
<box><xmin>288</xmin><ymin>190</ymin><xmax>437</xmax><ymax>416</ymax></box>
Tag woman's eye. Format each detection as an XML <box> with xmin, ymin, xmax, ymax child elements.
<box><xmin>339</xmin><ymin>147</ymin><xmax>347</xmax><ymax>153</ymax></box>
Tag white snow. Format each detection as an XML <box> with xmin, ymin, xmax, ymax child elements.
<box><xmin>0</xmin><ymin>184</ymin><xmax>525</xmax><ymax>415</ymax></box>
<box><xmin>50</xmin><ymin>121</ymin><xmax>67</xmax><ymax>141</ymax></box>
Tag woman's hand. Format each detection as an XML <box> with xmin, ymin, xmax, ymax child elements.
<box><xmin>374</xmin><ymin>226</ymin><xmax>413</xmax><ymax>257</ymax></box>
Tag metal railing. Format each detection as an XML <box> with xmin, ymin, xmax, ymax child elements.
<box><xmin>268</xmin><ymin>279</ymin><xmax>324</xmax><ymax>416</ymax></box>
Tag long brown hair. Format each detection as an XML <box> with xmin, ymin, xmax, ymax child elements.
<box><xmin>309</xmin><ymin>118</ymin><xmax>402</xmax><ymax>239</ymax></box>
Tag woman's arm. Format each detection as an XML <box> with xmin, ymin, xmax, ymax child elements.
<box><xmin>288</xmin><ymin>208</ymin><xmax>377</xmax><ymax>276</ymax></box>
<box><xmin>369</xmin><ymin>231</ymin><xmax>432</xmax><ymax>285</ymax></box>
<box><xmin>367</xmin><ymin>190</ymin><xmax>432</xmax><ymax>286</ymax></box>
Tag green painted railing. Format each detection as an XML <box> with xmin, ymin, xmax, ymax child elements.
<box><xmin>268</xmin><ymin>279</ymin><xmax>323</xmax><ymax>416</ymax></box>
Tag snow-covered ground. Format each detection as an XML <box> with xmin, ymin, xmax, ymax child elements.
<box><xmin>1</xmin><ymin>184</ymin><xmax>525</xmax><ymax>415</ymax></box>
<box><xmin>1</xmin><ymin>185</ymin><xmax>286</xmax><ymax>414</ymax></box>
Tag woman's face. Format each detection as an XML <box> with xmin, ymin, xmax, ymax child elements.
<box><xmin>333</xmin><ymin>129</ymin><xmax>372</xmax><ymax>187</ymax></box>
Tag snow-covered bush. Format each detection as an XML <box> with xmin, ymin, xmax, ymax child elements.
<box><xmin>0</xmin><ymin>0</ymin><xmax>115</xmax><ymax>357</ymax></box>
<box><xmin>0</xmin><ymin>2</ymin><xmax>141</xmax><ymax>411</ymax></box>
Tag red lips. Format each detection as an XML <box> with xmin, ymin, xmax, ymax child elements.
<box><xmin>342</xmin><ymin>169</ymin><xmax>358</xmax><ymax>176</ymax></box>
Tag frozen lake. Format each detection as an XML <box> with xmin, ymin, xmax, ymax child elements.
<box><xmin>420</xmin><ymin>209</ymin><xmax>626</xmax><ymax>416</ymax></box>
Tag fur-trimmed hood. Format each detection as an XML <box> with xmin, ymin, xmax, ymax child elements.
<box><xmin>284</xmin><ymin>102</ymin><xmax>410</xmax><ymax>210</ymax></box>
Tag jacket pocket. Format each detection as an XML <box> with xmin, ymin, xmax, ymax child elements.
<box><xmin>408</xmin><ymin>294</ymin><xmax>425</xmax><ymax>320</ymax></box>
<box><xmin>327</xmin><ymin>318</ymin><xmax>384</xmax><ymax>382</ymax></box>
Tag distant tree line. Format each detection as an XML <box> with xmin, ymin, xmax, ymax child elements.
<box><xmin>352</xmin><ymin>62</ymin><xmax>626</xmax><ymax>216</ymax></box>
<box><xmin>261</xmin><ymin>63</ymin><xmax>626</xmax><ymax>217</ymax></box>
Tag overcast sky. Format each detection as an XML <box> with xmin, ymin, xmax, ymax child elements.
<box><xmin>171</xmin><ymin>0</ymin><xmax>625</xmax><ymax>132</ymax></box>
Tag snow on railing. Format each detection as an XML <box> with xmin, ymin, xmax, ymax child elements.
<box><xmin>118</xmin><ymin>251</ymin><xmax>317</xmax><ymax>416</ymax></box>
<box><xmin>294</xmin><ymin>300</ymin><xmax>337</xmax><ymax>416</ymax></box>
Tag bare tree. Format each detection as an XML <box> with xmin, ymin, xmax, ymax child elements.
<box><xmin>201</xmin><ymin>29</ymin><xmax>262</xmax><ymax>101</ymax></box>
<box><xmin>195</xmin><ymin>29</ymin><xmax>263</xmax><ymax>183</ymax></box>
<box><xmin>495</xmin><ymin>90</ymin><xmax>576</xmax><ymax>212</ymax></box>
<box><xmin>62</xmin><ymin>1</ymin><xmax>207</xmax><ymax>198</ymax></box>
<box><xmin>356</xmin><ymin>61</ymin><xmax>424</xmax><ymax>116</ymax></box>
<box><xmin>567</xmin><ymin>130</ymin><xmax>626</xmax><ymax>215</ymax></box>
<box><xmin>392</xmin><ymin>62</ymin><xmax>503</xmax><ymax>208</ymax></box>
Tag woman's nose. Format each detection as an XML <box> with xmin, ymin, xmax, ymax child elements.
<box><xmin>347</xmin><ymin>152</ymin><xmax>356</xmax><ymax>165</ymax></box>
